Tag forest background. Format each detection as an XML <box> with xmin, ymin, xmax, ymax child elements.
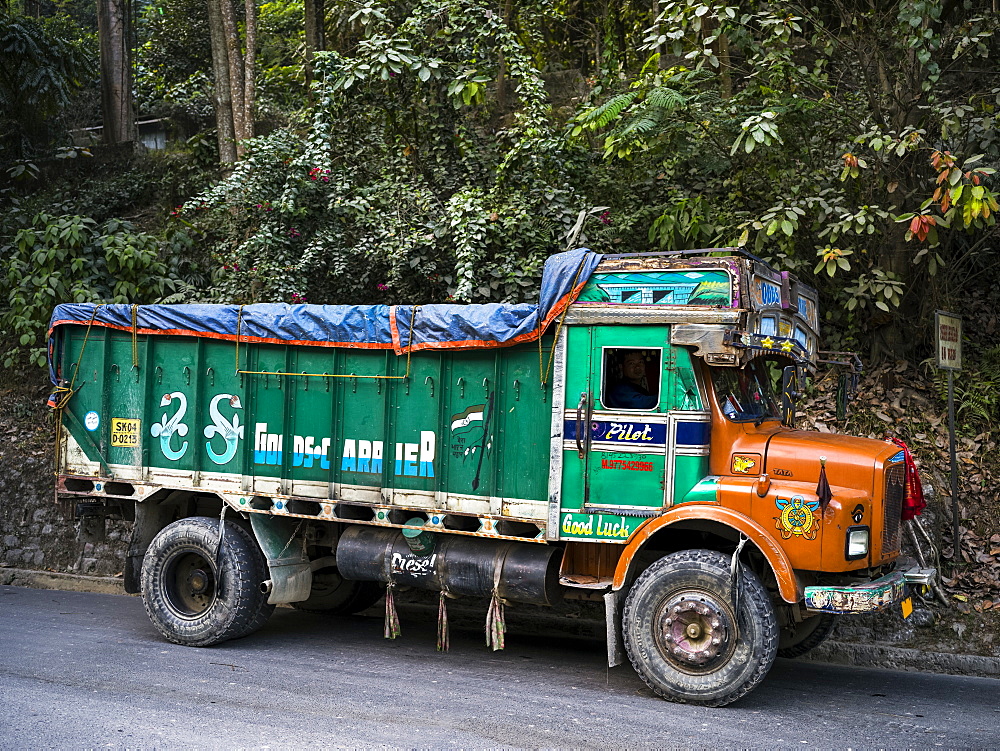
<box><xmin>2</xmin><ymin>0</ymin><xmax>1000</xmax><ymax>647</ymax></box>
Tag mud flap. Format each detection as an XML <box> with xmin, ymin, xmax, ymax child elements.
<box><xmin>250</xmin><ymin>514</ymin><xmax>312</xmax><ymax>604</ymax></box>
<box><xmin>604</xmin><ymin>589</ymin><xmax>624</xmax><ymax>668</ymax></box>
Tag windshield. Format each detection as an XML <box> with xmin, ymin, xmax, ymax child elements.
<box><xmin>711</xmin><ymin>360</ymin><xmax>780</xmax><ymax>423</ymax></box>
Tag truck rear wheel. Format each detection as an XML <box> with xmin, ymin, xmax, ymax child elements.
<box><xmin>290</xmin><ymin>567</ymin><xmax>383</xmax><ymax>615</ymax></box>
<box><xmin>141</xmin><ymin>517</ymin><xmax>270</xmax><ymax>647</ymax></box>
<box><xmin>778</xmin><ymin>613</ymin><xmax>835</xmax><ymax>658</ymax></box>
<box><xmin>622</xmin><ymin>549</ymin><xmax>778</xmax><ymax>707</ymax></box>
<box><xmin>226</xmin><ymin>522</ymin><xmax>276</xmax><ymax>639</ymax></box>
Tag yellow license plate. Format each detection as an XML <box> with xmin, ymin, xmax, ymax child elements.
<box><xmin>901</xmin><ymin>597</ymin><xmax>913</xmax><ymax>618</ymax></box>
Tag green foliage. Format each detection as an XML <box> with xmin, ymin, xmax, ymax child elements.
<box><xmin>136</xmin><ymin>0</ymin><xmax>214</xmax><ymax>132</ymax></box>
<box><xmin>0</xmin><ymin>12</ymin><xmax>95</xmax><ymax>159</ymax></box>
<box><xmin>0</xmin><ymin>213</ymin><xmax>180</xmax><ymax>367</ymax></box>
<box><xmin>578</xmin><ymin>0</ymin><xmax>1000</xmax><ymax>356</ymax></box>
<box><xmin>8</xmin><ymin>0</ymin><xmax>1000</xmax><ymax>370</ymax></box>
<box><xmin>181</xmin><ymin>0</ymin><xmax>586</xmax><ymax>306</ymax></box>
<box><xmin>568</xmin><ymin>65</ymin><xmax>711</xmax><ymax>160</ymax></box>
<box><xmin>931</xmin><ymin>346</ymin><xmax>1000</xmax><ymax>432</ymax></box>
<box><xmin>649</xmin><ymin>193</ymin><xmax>727</xmax><ymax>250</ymax></box>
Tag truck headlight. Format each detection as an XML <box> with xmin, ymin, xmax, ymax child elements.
<box><xmin>846</xmin><ymin>526</ymin><xmax>869</xmax><ymax>560</ymax></box>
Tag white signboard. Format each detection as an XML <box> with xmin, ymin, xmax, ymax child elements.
<box><xmin>935</xmin><ymin>311</ymin><xmax>962</xmax><ymax>371</ymax></box>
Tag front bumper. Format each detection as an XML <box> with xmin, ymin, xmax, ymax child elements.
<box><xmin>803</xmin><ymin>565</ymin><xmax>936</xmax><ymax>615</ymax></box>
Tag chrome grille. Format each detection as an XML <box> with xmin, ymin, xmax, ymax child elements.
<box><xmin>882</xmin><ymin>464</ymin><xmax>905</xmax><ymax>553</ymax></box>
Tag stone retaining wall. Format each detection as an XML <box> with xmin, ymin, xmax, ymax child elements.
<box><xmin>0</xmin><ymin>374</ymin><xmax>129</xmax><ymax>578</ymax></box>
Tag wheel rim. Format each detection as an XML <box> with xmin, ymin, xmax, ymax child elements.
<box><xmin>654</xmin><ymin>589</ymin><xmax>737</xmax><ymax>674</ymax></box>
<box><xmin>161</xmin><ymin>546</ymin><xmax>218</xmax><ymax>620</ymax></box>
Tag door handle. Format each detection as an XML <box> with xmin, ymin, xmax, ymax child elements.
<box><xmin>576</xmin><ymin>391</ymin><xmax>587</xmax><ymax>458</ymax></box>
<box><xmin>584</xmin><ymin>390</ymin><xmax>594</xmax><ymax>455</ymax></box>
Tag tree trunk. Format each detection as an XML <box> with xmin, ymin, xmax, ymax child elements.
<box><xmin>206</xmin><ymin>0</ymin><xmax>237</xmax><ymax>164</ymax></box>
<box><xmin>654</xmin><ymin>0</ymin><xmax>668</xmax><ymax>70</ymax></box>
<box><xmin>244</xmin><ymin>0</ymin><xmax>256</xmax><ymax>138</ymax></box>
<box><xmin>97</xmin><ymin>0</ymin><xmax>136</xmax><ymax>145</ymax></box>
<box><xmin>219</xmin><ymin>0</ymin><xmax>247</xmax><ymax>156</ymax></box>
<box><xmin>716</xmin><ymin>31</ymin><xmax>732</xmax><ymax>98</ymax></box>
<box><xmin>304</xmin><ymin>0</ymin><xmax>325</xmax><ymax>86</ymax></box>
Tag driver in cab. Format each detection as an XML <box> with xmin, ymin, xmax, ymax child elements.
<box><xmin>606</xmin><ymin>350</ymin><xmax>657</xmax><ymax>410</ymax></box>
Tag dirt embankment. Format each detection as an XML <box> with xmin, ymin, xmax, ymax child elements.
<box><xmin>800</xmin><ymin>360</ymin><xmax>1000</xmax><ymax>659</ymax></box>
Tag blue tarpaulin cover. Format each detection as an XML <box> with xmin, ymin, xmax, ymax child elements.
<box><xmin>49</xmin><ymin>249</ymin><xmax>602</xmax><ymax>356</ymax></box>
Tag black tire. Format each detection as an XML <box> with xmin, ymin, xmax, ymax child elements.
<box><xmin>141</xmin><ymin>517</ymin><xmax>270</xmax><ymax>647</ymax></box>
<box><xmin>290</xmin><ymin>568</ymin><xmax>384</xmax><ymax>615</ymax></box>
<box><xmin>778</xmin><ymin>613</ymin><xmax>835</xmax><ymax>659</ymax></box>
<box><xmin>226</xmin><ymin>522</ymin><xmax>276</xmax><ymax>639</ymax></box>
<box><xmin>622</xmin><ymin>549</ymin><xmax>778</xmax><ymax>707</ymax></box>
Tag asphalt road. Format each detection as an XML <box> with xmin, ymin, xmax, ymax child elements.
<box><xmin>1</xmin><ymin>585</ymin><xmax>997</xmax><ymax>749</ymax></box>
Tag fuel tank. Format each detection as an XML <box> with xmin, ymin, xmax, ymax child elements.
<box><xmin>336</xmin><ymin>525</ymin><xmax>564</xmax><ymax>606</ymax></box>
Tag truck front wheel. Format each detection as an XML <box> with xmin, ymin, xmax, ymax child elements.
<box><xmin>778</xmin><ymin>613</ymin><xmax>835</xmax><ymax>658</ymax></box>
<box><xmin>141</xmin><ymin>517</ymin><xmax>270</xmax><ymax>647</ymax></box>
<box><xmin>623</xmin><ymin>549</ymin><xmax>778</xmax><ymax>707</ymax></box>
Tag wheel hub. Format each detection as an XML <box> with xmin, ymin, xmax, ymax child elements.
<box><xmin>187</xmin><ymin>569</ymin><xmax>211</xmax><ymax>595</ymax></box>
<box><xmin>656</xmin><ymin>592</ymin><xmax>736</xmax><ymax>674</ymax></box>
<box><xmin>162</xmin><ymin>549</ymin><xmax>218</xmax><ymax>620</ymax></box>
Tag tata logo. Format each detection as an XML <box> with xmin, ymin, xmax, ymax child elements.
<box><xmin>772</xmin><ymin>468</ymin><xmax>793</xmax><ymax>477</ymax></box>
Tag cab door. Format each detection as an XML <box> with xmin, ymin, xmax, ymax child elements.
<box><xmin>561</xmin><ymin>324</ymin><xmax>672</xmax><ymax>512</ymax></box>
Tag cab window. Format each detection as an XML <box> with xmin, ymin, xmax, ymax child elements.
<box><xmin>601</xmin><ymin>348</ymin><xmax>661</xmax><ymax>411</ymax></box>
<box><xmin>711</xmin><ymin>360</ymin><xmax>780</xmax><ymax>423</ymax></box>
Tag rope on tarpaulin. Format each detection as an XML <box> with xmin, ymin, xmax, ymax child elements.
<box><xmin>50</xmin><ymin>304</ymin><xmax>103</xmax><ymax>478</ymax></box>
<box><xmin>236</xmin><ymin>306</ymin><xmax>420</xmax><ymax>381</ymax></box>
<box><xmin>130</xmin><ymin>304</ymin><xmax>140</xmax><ymax>369</ymax></box>
<box><xmin>537</xmin><ymin>256</ymin><xmax>589</xmax><ymax>389</ymax></box>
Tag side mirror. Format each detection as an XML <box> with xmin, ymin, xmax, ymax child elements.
<box><xmin>780</xmin><ymin>365</ymin><xmax>799</xmax><ymax>427</ymax></box>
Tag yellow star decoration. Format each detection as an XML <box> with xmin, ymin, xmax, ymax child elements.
<box><xmin>780</xmin><ymin>340</ymin><xmax>795</xmax><ymax>352</ymax></box>
<box><xmin>760</xmin><ymin>336</ymin><xmax>775</xmax><ymax>349</ymax></box>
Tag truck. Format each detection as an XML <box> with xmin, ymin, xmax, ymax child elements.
<box><xmin>47</xmin><ymin>247</ymin><xmax>933</xmax><ymax>706</ymax></box>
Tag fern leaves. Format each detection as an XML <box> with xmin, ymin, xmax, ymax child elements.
<box><xmin>570</xmin><ymin>80</ymin><xmax>694</xmax><ymax>160</ymax></box>
<box><xmin>578</xmin><ymin>91</ymin><xmax>639</xmax><ymax>129</ymax></box>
